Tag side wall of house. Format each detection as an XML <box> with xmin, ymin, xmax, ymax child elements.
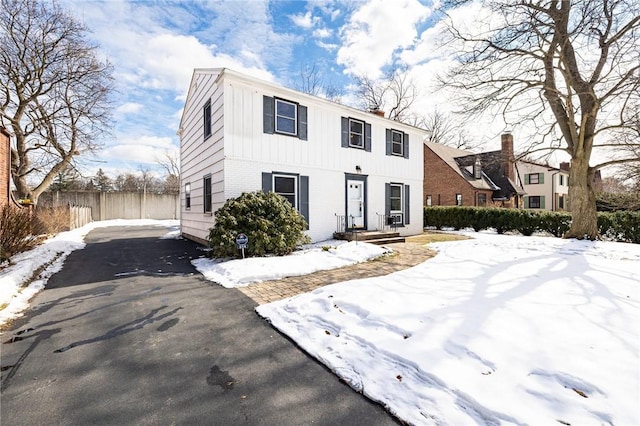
<box><xmin>180</xmin><ymin>71</ymin><xmax>225</xmax><ymax>244</ymax></box>
<box><xmin>423</xmin><ymin>145</ymin><xmax>490</xmax><ymax>207</ymax></box>
<box><xmin>1</xmin><ymin>128</ymin><xmax>10</xmax><ymax>208</ymax></box>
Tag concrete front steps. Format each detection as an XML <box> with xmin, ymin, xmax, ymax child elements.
<box><xmin>333</xmin><ymin>230</ymin><xmax>405</xmax><ymax>245</ymax></box>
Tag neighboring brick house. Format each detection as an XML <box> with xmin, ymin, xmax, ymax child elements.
<box><xmin>517</xmin><ymin>161</ymin><xmax>570</xmax><ymax>211</ymax></box>
<box><xmin>1</xmin><ymin>127</ymin><xmax>11</xmax><ymax>208</ymax></box>
<box><xmin>423</xmin><ymin>133</ymin><xmax>525</xmax><ymax>208</ymax></box>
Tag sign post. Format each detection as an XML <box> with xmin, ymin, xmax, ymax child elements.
<box><xmin>235</xmin><ymin>233</ymin><xmax>248</xmax><ymax>259</ymax></box>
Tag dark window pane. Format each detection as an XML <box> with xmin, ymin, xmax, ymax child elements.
<box><xmin>277</xmin><ymin>100</ymin><xmax>296</xmax><ymax>118</ymax></box>
<box><xmin>274</xmin><ymin>176</ymin><xmax>295</xmax><ymax>194</ymax></box>
<box><xmin>390</xmin><ymin>199</ymin><xmax>401</xmax><ymax>211</ymax></box>
<box><xmin>390</xmin><ymin>185</ymin><xmax>401</xmax><ymax>198</ymax></box>
<box><xmin>276</xmin><ymin>117</ymin><xmax>295</xmax><ymax>134</ymax></box>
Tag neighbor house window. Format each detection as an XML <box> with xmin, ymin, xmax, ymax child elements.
<box><xmin>426</xmin><ymin>195</ymin><xmax>432</xmax><ymax>206</ymax></box>
<box><xmin>349</xmin><ymin>119</ymin><xmax>365</xmax><ymax>148</ymax></box>
<box><xmin>386</xmin><ymin>128</ymin><xmax>409</xmax><ymax>158</ymax></box>
<box><xmin>273</xmin><ymin>174</ymin><xmax>298</xmax><ymax>208</ymax></box>
<box><xmin>559</xmin><ymin>175</ymin><xmax>564</xmax><ymax>186</ymax></box>
<box><xmin>478</xmin><ymin>193</ymin><xmax>487</xmax><ymax>207</ymax></box>
<box><xmin>263</xmin><ymin>96</ymin><xmax>308</xmax><ymax>140</ymax></box>
<box><xmin>185</xmin><ymin>183</ymin><xmax>191</xmax><ymax>210</ymax></box>
<box><xmin>528</xmin><ymin>196</ymin><xmax>541</xmax><ymax>209</ymax></box>
<box><xmin>203</xmin><ymin>175</ymin><xmax>212</xmax><ymax>213</ymax></box>
<box><xmin>558</xmin><ymin>195</ymin><xmax>565</xmax><ymax>210</ymax></box>
<box><xmin>203</xmin><ymin>100</ymin><xmax>212</xmax><ymax>139</ymax></box>
<box><xmin>526</xmin><ymin>173</ymin><xmax>544</xmax><ymax>184</ymax></box>
<box><xmin>456</xmin><ymin>193</ymin><xmax>462</xmax><ymax>206</ymax></box>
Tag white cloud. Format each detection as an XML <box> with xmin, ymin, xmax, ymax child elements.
<box><xmin>316</xmin><ymin>40</ymin><xmax>339</xmax><ymax>51</ymax></box>
<box><xmin>290</xmin><ymin>11</ymin><xmax>318</xmax><ymax>29</ymax></box>
<box><xmin>313</xmin><ymin>27</ymin><xmax>332</xmax><ymax>38</ymax></box>
<box><xmin>116</xmin><ymin>102</ymin><xmax>144</xmax><ymax>114</ymax></box>
<box><xmin>337</xmin><ymin>0</ymin><xmax>433</xmax><ymax>77</ymax></box>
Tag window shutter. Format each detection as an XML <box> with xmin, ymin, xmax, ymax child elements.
<box><xmin>385</xmin><ymin>183</ymin><xmax>391</xmax><ymax>216</ymax></box>
<box><xmin>539</xmin><ymin>173</ymin><xmax>545</xmax><ymax>184</ymax></box>
<box><xmin>404</xmin><ymin>184</ymin><xmax>410</xmax><ymax>224</ymax></box>
<box><xmin>300</xmin><ymin>175</ymin><xmax>309</xmax><ymax>228</ymax></box>
<box><xmin>341</xmin><ymin>117</ymin><xmax>349</xmax><ymax>148</ymax></box>
<box><xmin>525</xmin><ymin>174</ymin><xmax>530</xmax><ymax>184</ymax></box>
<box><xmin>403</xmin><ymin>133</ymin><xmax>409</xmax><ymax>159</ymax></box>
<box><xmin>385</xmin><ymin>129</ymin><xmax>392</xmax><ymax>155</ymax></box>
<box><xmin>263</xmin><ymin>96</ymin><xmax>274</xmax><ymax>134</ymax></box>
<box><xmin>262</xmin><ymin>172</ymin><xmax>272</xmax><ymax>192</ymax></box>
<box><xmin>524</xmin><ymin>196</ymin><xmax>529</xmax><ymax>208</ymax></box>
<box><xmin>365</xmin><ymin>123</ymin><xmax>372</xmax><ymax>152</ymax></box>
<box><xmin>298</xmin><ymin>105</ymin><xmax>308</xmax><ymax>140</ymax></box>
<box><xmin>540</xmin><ymin>195</ymin><xmax>546</xmax><ymax>209</ymax></box>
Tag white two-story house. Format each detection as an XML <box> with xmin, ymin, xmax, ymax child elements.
<box><xmin>517</xmin><ymin>160</ymin><xmax>570</xmax><ymax>211</ymax></box>
<box><xmin>178</xmin><ymin>68</ymin><xmax>427</xmax><ymax>245</ymax></box>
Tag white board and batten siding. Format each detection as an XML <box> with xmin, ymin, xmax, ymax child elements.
<box><xmin>179</xmin><ymin>68</ymin><xmax>427</xmax><ymax>244</ymax></box>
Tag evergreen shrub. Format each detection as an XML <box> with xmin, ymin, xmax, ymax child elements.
<box><xmin>208</xmin><ymin>191</ymin><xmax>311</xmax><ymax>258</ymax></box>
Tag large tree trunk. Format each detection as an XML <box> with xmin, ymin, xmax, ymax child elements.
<box><xmin>565</xmin><ymin>156</ymin><xmax>599</xmax><ymax>240</ymax></box>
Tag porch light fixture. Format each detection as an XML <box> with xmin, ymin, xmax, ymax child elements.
<box><xmin>355</xmin><ymin>165</ymin><xmax>362</xmax><ymax>173</ymax></box>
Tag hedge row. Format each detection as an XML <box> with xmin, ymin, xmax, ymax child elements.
<box><xmin>424</xmin><ymin>206</ymin><xmax>640</xmax><ymax>243</ymax></box>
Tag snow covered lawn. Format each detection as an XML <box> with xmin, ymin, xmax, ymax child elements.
<box><xmin>192</xmin><ymin>241</ymin><xmax>389</xmax><ymax>287</ymax></box>
<box><xmin>256</xmin><ymin>232</ymin><xmax>640</xmax><ymax>425</ymax></box>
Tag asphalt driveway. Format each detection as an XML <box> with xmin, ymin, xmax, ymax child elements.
<box><xmin>0</xmin><ymin>225</ymin><xmax>398</xmax><ymax>425</ymax></box>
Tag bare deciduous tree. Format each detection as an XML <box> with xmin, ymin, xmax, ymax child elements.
<box><xmin>421</xmin><ymin>109</ymin><xmax>483</xmax><ymax>151</ymax></box>
<box><xmin>354</xmin><ymin>67</ymin><xmax>418</xmax><ymax>123</ymax></box>
<box><xmin>0</xmin><ymin>0</ymin><xmax>114</xmax><ymax>204</ymax></box>
<box><xmin>295</xmin><ymin>63</ymin><xmax>345</xmax><ymax>103</ymax></box>
<box><xmin>157</xmin><ymin>151</ymin><xmax>180</xmax><ymax>194</ymax></box>
<box><xmin>440</xmin><ymin>0</ymin><xmax>640</xmax><ymax>240</ymax></box>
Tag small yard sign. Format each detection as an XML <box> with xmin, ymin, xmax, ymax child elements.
<box><xmin>236</xmin><ymin>233</ymin><xmax>248</xmax><ymax>258</ymax></box>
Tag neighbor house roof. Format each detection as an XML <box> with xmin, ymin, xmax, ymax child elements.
<box><xmin>425</xmin><ymin>140</ymin><xmax>525</xmax><ymax>199</ymax></box>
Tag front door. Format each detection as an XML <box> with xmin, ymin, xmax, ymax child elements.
<box><xmin>347</xmin><ymin>179</ymin><xmax>364</xmax><ymax>229</ymax></box>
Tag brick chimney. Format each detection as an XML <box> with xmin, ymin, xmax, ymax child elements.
<box><xmin>369</xmin><ymin>107</ymin><xmax>385</xmax><ymax>117</ymax></box>
<box><xmin>559</xmin><ymin>162</ymin><xmax>570</xmax><ymax>171</ymax></box>
<box><xmin>501</xmin><ymin>132</ymin><xmax>515</xmax><ymax>182</ymax></box>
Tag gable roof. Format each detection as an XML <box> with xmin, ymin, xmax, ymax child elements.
<box><xmin>425</xmin><ymin>141</ymin><xmax>525</xmax><ymax>199</ymax></box>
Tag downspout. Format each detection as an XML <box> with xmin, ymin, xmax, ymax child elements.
<box><xmin>551</xmin><ymin>172</ymin><xmax>556</xmax><ymax>211</ymax></box>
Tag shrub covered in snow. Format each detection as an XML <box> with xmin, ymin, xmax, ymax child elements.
<box><xmin>208</xmin><ymin>191</ymin><xmax>311</xmax><ymax>258</ymax></box>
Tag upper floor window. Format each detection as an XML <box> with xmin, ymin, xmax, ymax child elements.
<box><xmin>349</xmin><ymin>119</ymin><xmax>365</xmax><ymax>148</ymax></box>
<box><xmin>203</xmin><ymin>100</ymin><xmax>212</xmax><ymax>139</ymax></box>
<box><xmin>391</xmin><ymin>130</ymin><xmax>404</xmax><ymax>156</ymax></box>
<box><xmin>341</xmin><ymin>117</ymin><xmax>371</xmax><ymax>151</ymax></box>
<box><xmin>276</xmin><ymin>99</ymin><xmax>297</xmax><ymax>135</ymax></box>
<box><xmin>526</xmin><ymin>173</ymin><xmax>544</xmax><ymax>184</ymax></box>
<box><xmin>263</xmin><ymin>96</ymin><xmax>307</xmax><ymax>140</ymax></box>
<box><xmin>386</xmin><ymin>128</ymin><xmax>409</xmax><ymax>158</ymax></box>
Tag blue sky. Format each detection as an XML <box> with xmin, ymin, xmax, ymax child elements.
<box><xmin>65</xmin><ymin>0</ymin><xmax>500</xmax><ymax>179</ymax></box>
